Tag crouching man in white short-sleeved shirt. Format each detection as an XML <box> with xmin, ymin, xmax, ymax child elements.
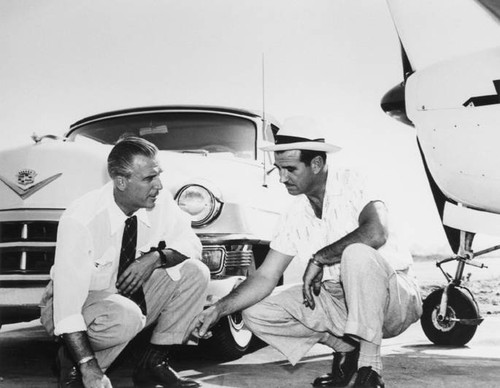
<box><xmin>189</xmin><ymin>117</ymin><xmax>422</xmax><ymax>388</ymax></box>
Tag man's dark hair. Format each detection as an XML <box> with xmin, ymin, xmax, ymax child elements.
<box><xmin>299</xmin><ymin>150</ymin><xmax>327</xmax><ymax>165</ymax></box>
<box><xmin>107</xmin><ymin>136</ymin><xmax>158</xmax><ymax>178</ymax></box>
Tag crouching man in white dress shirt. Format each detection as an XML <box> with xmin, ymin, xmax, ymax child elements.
<box><xmin>40</xmin><ymin>136</ymin><xmax>209</xmax><ymax>388</ymax></box>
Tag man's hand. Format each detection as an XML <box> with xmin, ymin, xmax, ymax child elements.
<box><xmin>116</xmin><ymin>251</ymin><xmax>157</xmax><ymax>296</ymax></box>
<box><xmin>80</xmin><ymin>360</ymin><xmax>113</xmax><ymax>388</ymax></box>
<box><xmin>302</xmin><ymin>259</ymin><xmax>323</xmax><ymax>310</ymax></box>
<box><xmin>188</xmin><ymin>305</ymin><xmax>222</xmax><ymax>340</ymax></box>
<box><xmin>62</xmin><ymin>332</ymin><xmax>111</xmax><ymax>388</ymax></box>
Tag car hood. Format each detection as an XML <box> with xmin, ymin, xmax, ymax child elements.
<box><xmin>0</xmin><ymin>140</ymin><xmax>109</xmax><ymax>210</ymax></box>
<box><xmin>0</xmin><ymin>139</ymin><xmax>290</xmax><ymax>215</ymax></box>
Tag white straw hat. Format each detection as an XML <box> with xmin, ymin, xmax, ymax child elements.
<box><xmin>261</xmin><ymin>116</ymin><xmax>341</xmax><ymax>153</ymax></box>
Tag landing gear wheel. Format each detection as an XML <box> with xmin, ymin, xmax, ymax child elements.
<box><xmin>421</xmin><ymin>287</ymin><xmax>480</xmax><ymax>346</ymax></box>
<box><xmin>200</xmin><ymin>311</ymin><xmax>253</xmax><ymax>361</ymax></box>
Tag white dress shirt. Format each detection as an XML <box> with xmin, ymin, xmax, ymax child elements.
<box><xmin>51</xmin><ymin>182</ymin><xmax>202</xmax><ymax>335</ymax></box>
<box><xmin>271</xmin><ymin>166</ymin><xmax>413</xmax><ymax>283</ymax></box>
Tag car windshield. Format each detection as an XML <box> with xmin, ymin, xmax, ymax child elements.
<box><xmin>67</xmin><ymin>112</ymin><xmax>258</xmax><ymax>160</ymax></box>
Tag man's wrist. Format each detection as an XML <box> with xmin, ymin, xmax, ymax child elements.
<box><xmin>78</xmin><ymin>355</ymin><xmax>96</xmax><ymax>366</ymax></box>
<box><xmin>214</xmin><ymin>300</ymin><xmax>228</xmax><ymax>319</ymax></box>
<box><xmin>309</xmin><ymin>256</ymin><xmax>324</xmax><ymax>267</ymax></box>
<box><xmin>157</xmin><ymin>248</ymin><xmax>168</xmax><ymax>267</ymax></box>
<box><xmin>147</xmin><ymin>248</ymin><xmax>167</xmax><ymax>268</ymax></box>
<box><xmin>78</xmin><ymin>355</ymin><xmax>100</xmax><ymax>372</ymax></box>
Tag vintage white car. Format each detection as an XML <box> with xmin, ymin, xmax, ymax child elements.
<box><xmin>0</xmin><ymin>105</ymin><xmax>291</xmax><ymax>359</ymax></box>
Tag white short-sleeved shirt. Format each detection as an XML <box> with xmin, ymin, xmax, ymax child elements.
<box><xmin>270</xmin><ymin>166</ymin><xmax>413</xmax><ymax>283</ymax></box>
<box><xmin>51</xmin><ymin>181</ymin><xmax>202</xmax><ymax>335</ymax></box>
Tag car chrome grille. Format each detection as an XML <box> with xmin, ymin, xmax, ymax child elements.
<box><xmin>0</xmin><ymin>221</ymin><xmax>57</xmax><ymax>275</ymax></box>
<box><xmin>225</xmin><ymin>250</ymin><xmax>253</xmax><ymax>269</ymax></box>
<box><xmin>0</xmin><ymin>220</ymin><xmax>258</xmax><ymax>278</ymax></box>
<box><xmin>0</xmin><ymin>221</ymin><xmax>58</xmax><ymax>242</ymax></box>
<box><xmin>201</xmin><ymin>244</ymin><xmax>254</xmax><ymax>277</ymax></box>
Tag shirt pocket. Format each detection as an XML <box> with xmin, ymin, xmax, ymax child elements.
<box><xmin>90</xmin><ymin>247</ymin><xmax>116</xmax><ymax>290</ymax></box>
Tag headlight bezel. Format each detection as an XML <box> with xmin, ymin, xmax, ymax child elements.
<box><xmin>175</xmin><ymin>184</ymin><xmax>222</xmax><ymax>227</ymax></box>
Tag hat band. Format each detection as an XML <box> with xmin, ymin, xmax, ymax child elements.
<box><xmin>275</xmin><ymin>135</ymin><xmax>325</xmax><ymax>145</ymax></box>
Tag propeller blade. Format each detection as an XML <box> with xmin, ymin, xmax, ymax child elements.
<box><xmin>380</xmin><ymin>41</ymin><xmax>415</xmax><ymax>126</ymax></box>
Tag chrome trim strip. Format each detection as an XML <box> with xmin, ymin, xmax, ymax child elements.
<box><xmin>0</xmin><ymin>173</ymin><xmax>63</xmax><ymax>200</ymax></box>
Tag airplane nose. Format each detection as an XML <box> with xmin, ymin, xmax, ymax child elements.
<box><xmin>381</xmin><ymin>81</ymin><xmax>413</xmax><ymax>126</ymax></box>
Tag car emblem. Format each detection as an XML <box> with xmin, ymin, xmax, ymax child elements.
<box><xmin>0</xmin><ymin>170</ymin><xmax>63</xmax><ymax>200</ymax></box>
<box><xmin>17</xmin><ymin>169</ymin><xmax>37</xmax><ymax>186</ymax></box>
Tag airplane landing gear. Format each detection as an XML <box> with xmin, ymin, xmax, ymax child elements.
<box><xmin>420</xmin><ymin>230</ymin><xmax>488</xmax><ymax>346</ymax></box>
<box><xmin>421</xmin><ymin>286</ymin><xmax>480</xmax><ymax>345</ymax></box>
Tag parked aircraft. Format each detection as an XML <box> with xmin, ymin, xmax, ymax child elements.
<box><xmin>381</xmin><ymin>0</ymin><xmax>500</xmax><ymax>345</ymax></box>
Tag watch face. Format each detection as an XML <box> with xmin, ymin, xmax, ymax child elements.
<box><xmin>159</xmin><ymin>248</ymin><xmax>167</xmax><ymax>266</ymax></box>
<box><xmin>157</xmin><ymin>241</ymin><xmax>167</xmax><ymax>266</ymax></box>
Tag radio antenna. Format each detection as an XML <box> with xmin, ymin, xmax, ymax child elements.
<box><xmin>261</xmin><ymin>53</ymin><xmax>269</xmax><ymax>188</ymax></box>
<box><xmin>262</xmin><ymin>53</ymin><xmax>266</xmax><ymax>123</ymax></box>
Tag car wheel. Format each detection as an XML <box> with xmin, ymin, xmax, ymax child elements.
<box><xmin>200</xmin><ymin>311</ymin><xmax>253</xmax><ymax>361</ymax></box>
<box><xmin>421</xmin><ymin>286</ymin><xmax>480</xmax><ymax>346</ymax></box>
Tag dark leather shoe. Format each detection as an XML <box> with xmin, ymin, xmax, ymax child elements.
<box><xmin>57</xmin><ymin>346</ymin><xmax>84</xmax><ymax>388</ymax></box>
<box><xmin>353</xmin><ymin>367</ymin><xmax>385</xmax><ymax>388</ymax></box>
<box><xmin>312</xmin><ymin>348</ymin><xmax>359</xmax><ymax>387</ymax></box>
<box><xmin>133</xmin><ymin>358</ymin><xmax>200</xmax><ymax>388</ymax></box>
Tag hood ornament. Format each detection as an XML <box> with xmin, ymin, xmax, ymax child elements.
<box><xmin>0</xmin><ymin>170</ymin><xmax>63</xmax><ymax>200</ymax></box>
<box><xmin>31</xmin><ymin>133</ymin><xmax>61</xmax><ymax>144</ymax></box>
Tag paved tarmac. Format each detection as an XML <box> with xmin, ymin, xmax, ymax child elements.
<box><xmin>1</xmin><ymin>316</ymin><xmax>499</xmax><ymax>387</ymax></box>
<box><xmin>1</xmin><ymin>257</ymin><xmax>499</xmax><ymax>387</ymax></box>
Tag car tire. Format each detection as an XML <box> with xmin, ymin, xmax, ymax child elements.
<box><xmin>200</xmin><ymin>311</ymin><xmax>253</xmax><ymax>361</ymax></box>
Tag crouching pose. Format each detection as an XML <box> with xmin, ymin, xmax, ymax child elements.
<box><xmin>189</xmin><ymin>117</ymin><xmax>422</xmax><ymax>388</ymax></box>
<box><xmin>40</xmin><ymin>137</ymin><xmax>210</xmax><ymax>388</ymax></box>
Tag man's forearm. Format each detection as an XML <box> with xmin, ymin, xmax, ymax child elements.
<box><xmin>62</xmin><ymin>331</ymin><xmax>108</xmax><ymax>385</ymax></box>
<box><xmin>217</xmin><ymin>273</ymin><xmax>277</xmax><ymax>317</ymax></box>
<box><xmin>148</xmin><ymin>248</ymin><xmax>188</xmax><ymax>269</ymax></box>
<box><xmin>314</xmin><ymin>221</ymin><xmax>386</xmax><ymax>266</ymax></box>
<box><xmin>62</xmin><ymin>331</ymin><xmax>97</xmax><ymax>366</ymax></box>
<box><xmin>162</xmin><ymin>248</ymin><xmax>188</xmax><ymax>267</ymax></box>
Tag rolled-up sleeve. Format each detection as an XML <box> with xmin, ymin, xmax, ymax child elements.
<box><xmin>52</xmin><ymin>216</ymin><xmax>93</xmax><ymax>335</ymax></box>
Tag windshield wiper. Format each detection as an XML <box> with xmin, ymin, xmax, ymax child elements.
<box><xmin>181</xmin><ymin>149</ymin><xmax>209</xmax><ymax>156</ymax></box>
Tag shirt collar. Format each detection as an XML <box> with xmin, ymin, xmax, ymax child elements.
<box><xmin>326</xmin><ymin>166</ymin><xmax>342</xmax><ymax>196</ymax></box>
<box><xmin>301</xmin><ymin>171</ymin><xmax>328</xmax><ymax>219</ymax></box>
<box><xmin>103</xmin><ymin>182</ymin><xmax>152</xmax><ymax>234</ymax></box>
<box><xmin>303</xmin><ymin>169</ymin><xmax>342</xmax><ymax>219</ymax></box>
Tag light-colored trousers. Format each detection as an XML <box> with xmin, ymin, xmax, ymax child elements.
<box><xmin>41</xmin><ymin>259</ymin><xmax>210</xmax><ymax>370</ymax></box>
<box><xmin>242</xmin><ymin>243</ymin><xmax>423</xmax><ymax>365</ymax></box>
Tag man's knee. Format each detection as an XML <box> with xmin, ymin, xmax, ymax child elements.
<box><xmin>341</xmin><ymin>243</ymin><xmax>375</xmax><ymax>264</ymax></box>
<box><xmin>341</xmin><ymin>243</ymin><xmax>380</xmax><ymax>276</ymax></box>
<box><xmin>86</xmin><ymin>297</ymin><xmax>144</xmax><ymax>344</ymax></box>
<box><xmin>182</xmin><ymin>259</ymin><xmax>210</xmax><ymax>288</ymax></box>
<box><xmin>242</xmin><ymin>304</ymin><xmax>259</xmax><ymax>331</ymax></box>
<box><xmin>241</xmin><ymin>300</ymin><xmax>275</xmax><ymax>332</ymax></box>
<box><xmin>112</xmin><ymin>304</ymin><xmax>144</xmax><ymax>340</ymax></box>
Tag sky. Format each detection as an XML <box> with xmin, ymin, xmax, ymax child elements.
<box><xmin>0</xmin><ymin>0</ymin><xmax>460</xmax><ymax>255</ymax></box>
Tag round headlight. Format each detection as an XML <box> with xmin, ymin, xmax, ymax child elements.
<box><xmin>176</xmin><ymin>184</ymin><xmax>222</xmax><ymax>227</ymax></box>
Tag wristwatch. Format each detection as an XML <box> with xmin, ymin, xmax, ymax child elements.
<box><xmin>78</xmin><ymin>355</ymin><xmax>96</xmax><ymax>365</ymax></box>
<box><xmin>309</xmin><ymin>256</ymin><xmax>324</xmax><ymax>267</ymax></box>
<box><xmin>157</xmin><ymin>248</ymin><xmax>167</xmax><ymax>267</ymax></box>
